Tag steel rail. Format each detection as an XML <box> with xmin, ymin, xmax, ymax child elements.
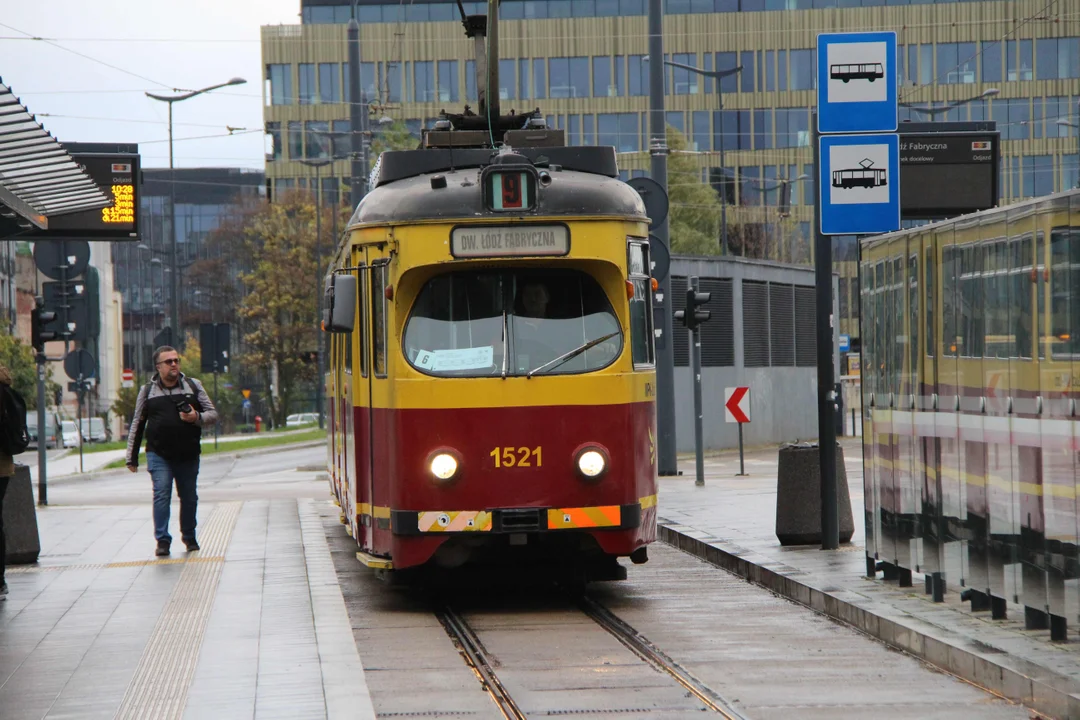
<box><xmin>436</xmin><ymin>605</ymin><xmax>527</xmax><ymax>720</ymax></box>
<box><xmin>579</xmin><ymin>595</ymin><xmax>751</xmax><ymax>720</ymax></box>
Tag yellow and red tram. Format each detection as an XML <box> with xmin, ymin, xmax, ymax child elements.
<box><xmin>322</xmin><ymin>146</ymin><xmax>659</xmax><ymax>580</ymax></box>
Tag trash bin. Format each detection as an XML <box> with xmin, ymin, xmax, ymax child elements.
<box><xmin>775</xmin><ymin>442</ymin><xmax>854</xmax><ymax>546</ymax></box>
<box><xmin>4</xmin><ymin>464</ymin><xmax>41</xmax><ymax>565</ymax></box>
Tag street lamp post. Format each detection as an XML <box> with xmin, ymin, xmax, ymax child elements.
<box><xmin>300</xmin><ymin>158</ymin><xmax>332</xmax><ymax>429</ymax></box>
<box><xmin>664</xmin><ymin>60</ymin><xmax>742</xmax><ymax>255</ymax></box>
<box><xmin>146</xmin><ymin>77</ymin><xmax>246</xmax><ymax>348</ymax></box>
<box><xmin>900</xmin><ymin>87</ymin><xmax>999</xmax><ymax>121</ymax></box>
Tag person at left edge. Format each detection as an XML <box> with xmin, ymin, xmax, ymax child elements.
<box><xmin>125</xmin><ymin>346</ymin><xmax>218</xmax><ymax>557</ymax></box>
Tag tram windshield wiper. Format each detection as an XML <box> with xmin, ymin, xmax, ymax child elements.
<box><xmin>526</xmin><ymin>331</ymin><xmax>621</xmax><ymax>379</ymax></box>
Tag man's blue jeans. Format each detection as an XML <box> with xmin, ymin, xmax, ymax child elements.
<box><xmin>146</xmin><ymin>451</ymin><xmax>200</xmax><ymax>544</ymax></box>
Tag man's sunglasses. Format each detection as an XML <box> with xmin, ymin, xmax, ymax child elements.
<box><xmin>157</xmin><ymin>358</ymin><xmax>180</xmax><ymax>366</ymax></box>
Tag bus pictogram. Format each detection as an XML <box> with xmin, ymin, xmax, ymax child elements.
<box><xmin>832</xmin><ymin>158</ymin><xmax>887</xmax><ymax>189</ymax></box>
<box><xmin>830</xmin><ymin>63</ymin><xmax>884</xmax><ymax>83</ymax></box>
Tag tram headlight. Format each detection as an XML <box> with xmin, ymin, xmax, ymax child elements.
<box><xmin>574</xmin><ymin>445</ymin><xmax>609</xmax><ymax>480</ymax></box>
<box><xmin>430</xmin><ymin>452</ymin><xmax>459</xmax><ymax>481</ymax></box>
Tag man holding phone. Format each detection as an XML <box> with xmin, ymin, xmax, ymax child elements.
<box><xmin>126</xmin><ymin>346</ymin><xmax>218</xmax><ymax>557</ymax></box>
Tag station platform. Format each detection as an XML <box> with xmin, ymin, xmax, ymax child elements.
<box><xmin>659</xmin><ymin>438</ymin><xmax>1080</xmax><ymax>720</ymax></box>
<box><xmin>0</xmin><ymin>494</ymin><xmax>375</xmax><ymax>720</ymax></box>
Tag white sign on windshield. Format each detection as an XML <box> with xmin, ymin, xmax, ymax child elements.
<box><xmin>415</xmin><ymin>346</ymin><xmax>495</xmax><ymax>372</ymax></box>
<box><xmin>451</xmin><ymin>225</ymin><xmax>569</xmax><ymax>258</ymax></box>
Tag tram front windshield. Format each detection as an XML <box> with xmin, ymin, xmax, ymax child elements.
<box><xmin>404</xmin><ymin>269</ymin><xmax>622</xmax><ymax>377</ymax></box>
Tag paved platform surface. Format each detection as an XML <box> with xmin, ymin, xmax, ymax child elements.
<box><xmin>0</xmin><ymin>447</ymin><xmax>375</xmax><ymax>720</ymax></box>
<box><xmin>660</xmin><ymin>438</ymin><xmax>1079</xmax><ymax>720</ymax></box>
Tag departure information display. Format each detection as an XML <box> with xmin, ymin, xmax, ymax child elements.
<box><xmin>45</xmin><ymin>153</ymin><xmax>140</xmax><ymax>239</ymax></box>
<box><xmin>900</xmin><ymin>132</ymin><xmax>999</xmax><ymax>220</ymax></box>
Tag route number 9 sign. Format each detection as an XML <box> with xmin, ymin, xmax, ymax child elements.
<box><xmin>483</xmin><ymin>168</ymin><xmax>537</xmax><ymax>212</ymax></box>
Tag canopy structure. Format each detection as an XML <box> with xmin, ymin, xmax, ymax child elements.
<box><xmin>0</xmin><ymin>77</ymin><xmax>111</xmax><ymax>234</ymax></box>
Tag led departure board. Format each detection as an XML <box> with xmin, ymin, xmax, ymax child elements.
<box><xmin>43</xmin><ymin>152</ymin><xmax>141</xmax><ymax>239</ymax></box>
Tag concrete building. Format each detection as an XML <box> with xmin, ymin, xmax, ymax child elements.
<box><xmin>261</xmin><ymin>0</ymin><xmax>1079</xmax><ymax>347</ymax></box>
<box><xmin>669</xmin><ymin>255</ymin><xmax>837</xmax><ymax>450</ymax></box>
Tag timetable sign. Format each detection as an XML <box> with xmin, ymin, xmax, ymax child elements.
<box><xmin>817</xmin><ymin>31</ymin><xmax>898</xmax><ymax>134</ymax></box>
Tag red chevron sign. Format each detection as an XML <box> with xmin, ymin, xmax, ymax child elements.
<box><xmin>724</xmin><ymin>386</ymin><xmax>750</xmax><ymax>424</ymax></box>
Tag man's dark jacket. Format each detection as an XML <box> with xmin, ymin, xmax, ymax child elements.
<box><xmin>126</xmin><ymin>373</ymin><xmax>218</xmax><ymax>466</ymax></box>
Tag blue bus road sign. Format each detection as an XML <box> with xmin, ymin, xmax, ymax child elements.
<box><xmin>819</xmin><ymin>133</ymin><xmax>901</xmax><ymax>235</ymax></box>
<box><xmin>817</xmin><ymin>31</ymin><xmax>898</xmax><ymax>134</ymax></box>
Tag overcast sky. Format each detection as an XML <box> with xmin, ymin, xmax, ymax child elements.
<box><xmin>0</xmin><ymin>1</ymin><xmax>299</xmax><ymax>171</ymax></box>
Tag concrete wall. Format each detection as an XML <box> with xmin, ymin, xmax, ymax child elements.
<box><xmin>669</xmin><ymin>255</ymin><xmax>838</xmax><ymax>452</ymax></box>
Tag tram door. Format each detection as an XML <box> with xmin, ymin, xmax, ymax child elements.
<box><xmin>352</xmin><ymin>254</ymin><xmax>374</xmax><ymax>554</ymax></box>
<box><xmin>341</xmin><ymin>264</ymin><xmax>358</xmax><ymax>542</ymax></box>
<box><xmin>362</xmin><ymin>246</ymin><xmax>394</xmax><ymax>557</ymax></box>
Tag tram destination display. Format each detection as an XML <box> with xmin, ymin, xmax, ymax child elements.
<box><xmin>451</xmin><ymin>224</ymin><xmax>569</xmax><ymax>258</ymax></box>
<box><xmin>899</xmin><ymin>132</ymin><xmax>998</xmax><ymax>220</ymax></box>
<box><xmin>39</xmin><ymin>152</ymin><xmax>140</xmax><ymax>239</ymax></box>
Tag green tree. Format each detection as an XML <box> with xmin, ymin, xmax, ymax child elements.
<box><xmin>667</xmin><ymin>126</ymin><xmax>723</xmax><ymax>256</ymax></box>
<box><xmin>112</xmin><ymin>385</ymin><xmax>140</xmax><ymax>427</ymax></box>
<box><xmin>237</xmin><ymin>193</ymin><xmax>321</xmax><ymax>428</ymax></box>
<box><xmin>370</xmin><ymin>120</ymin><xmax>419</xmax><ymax>161</ymax></box>
<box><xmin>0</xmin><ymin>330</ymin><xmax>37</xmax><ymax>406</ymax></box>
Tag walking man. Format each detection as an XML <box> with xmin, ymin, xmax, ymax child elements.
<box><xmin>126</xmin><ymin>346</ymin><xmax>218</xmax><ymax>556</ymax></box>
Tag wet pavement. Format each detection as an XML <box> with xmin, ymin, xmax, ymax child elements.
<box><xmin>0</xmin><ymin>447</ymin><xmax>375</xmax><ymax>720</ymax></box>
<box><xmin>659</xmin><ymin>438</ymin><xmax>1079</xmax><ymax>719</ymax></box>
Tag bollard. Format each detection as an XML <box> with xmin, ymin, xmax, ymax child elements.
<box><xmin>4</xmin><ymin>464</ymin><xmax>41</xmax><ymax>565</ymax></box>
<box><xmin>775</xmin><ymin>442</ymin><xmax>854</xmax><ymax>546</ymax></box>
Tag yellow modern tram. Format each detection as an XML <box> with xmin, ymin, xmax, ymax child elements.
<box><xmin>861</xmin><ymin>188</ymin><xmax>1080</xmax><ymax>638</ymax></box>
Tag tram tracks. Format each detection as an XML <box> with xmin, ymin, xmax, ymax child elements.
<box><xmin>436</xmin><ymin>593</ymin><xmax>748</xmax><ymax>720</ymax></box>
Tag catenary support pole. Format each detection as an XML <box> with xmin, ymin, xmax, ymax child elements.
<box><xmin>348</xmin><ymin>18</ymin><xmax>365</xmax><ymax>209</ymax></box>
<box><xmin>648</xmin><ymin>0</ymin><xmax>677</xmax><ymax>477</ymax></box>
<box><xmin>690</xmin><ymin>277</ymin><xmax>705</xmax><ymax>487</ymax></box>
<box><xmin>36</xmin><ymin>356</ymin><xmax>46</xmax><ymax>506</ymax></box>
<box><xmin>812</xmin><ymin>113</ymin><xmax>839</xmax><ymax>550</ymax></box>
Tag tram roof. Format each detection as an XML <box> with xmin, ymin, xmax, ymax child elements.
<box><xmin>861</xmin><ymin>187</ymin><xmax>1080</xmax><ymax>251</ymax></box>
<box><xmin>348</xmin><ymin>148</ymin><xmax>647</xmax><ymax>227</ymax></box>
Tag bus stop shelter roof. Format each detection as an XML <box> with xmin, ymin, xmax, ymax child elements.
<box><xmin>0</xmin><ymin>77</ymin><xmax>111</xmax><ymax>232</ymax></box>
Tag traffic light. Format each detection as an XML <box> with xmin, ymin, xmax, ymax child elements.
<box><xmin>31</xmin><ymin>296</ymin><xmax>58</xmax><ymax>352</ymax></box>
<box><xmin>674</xmin><ymin>285</ymin><xmax>711</xmax><ymax>331</ymax></box>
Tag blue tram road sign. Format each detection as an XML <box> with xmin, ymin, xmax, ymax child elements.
<box><xmin>819</xmin><ymin>133</ymin><xmax>900</xmax><ymax>235</ymax></box>
<box><xmin>817</xmin><ymin>31</ymin><xmax>898</xmax><ymax>134</ymax></box>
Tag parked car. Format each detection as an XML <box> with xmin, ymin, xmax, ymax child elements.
<box><xmin>286</xmin><ymin>412</ymin><xmax>319</xmax><ymax>427</ymax></box>
<box><xmin>26</xmin><ymin>412</ymin><xmax>61</xmax><ymax>450</ymax></box>
<box><xmin>79</xmin><ymin>417</ymin><xmax>108</xmax><ymax>443</ymax></box>
<box><xmin>61</xmin><ymin>420</ymin><xmax>81</xmax><ymax>448</ymax></box>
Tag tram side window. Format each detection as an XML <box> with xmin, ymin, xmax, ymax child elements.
<box><xmin>1050</xmin><ymin>228</ymin><xmax>1080</xmax><ymax>358</ymax></box>
<box><xmin>925</xmin><ymin>248</ymin><xmax>934</xmax><ymax>358</ymax></box>
<box><xmin>984</xmin><ymin>240</ymin><xmax>1009</xmax><ymax>359</ymax></box>
<box><xmin>958</xmin><ymin>245</ymin><xmax>985</xmax><ymax>359</ymax></box>
<box><xmin>358</xmin><ymin>267</ymin><xmax>368</xmax><ymax>377</ymax></box>
<box><xmin>627</xmin><ymin>240</ymin><xmax>654</xmax><ymax>367</ymax></box>
<box><xmin>372</xmin><ymin>264</ymin><xmax>388</xmax><ymax>376</ymax></box>
<box><xmin>402</xmin><ymin>269</ymin><xmax>622</xmax><ymax>378</ymax></box>
<box><xmin>1012</xmin><ymin>236</ymin><xmax>1034</xmax><ymax>359</ymax></box>
<box><xmin>942</xmin><ymin>245</ymin><xmax>959</xmax><ymax>356</ymax></box>
<box><xmin>908</xmin><ymin>254</ymin><xmax>919</xmax><ymax>377</ymax></box>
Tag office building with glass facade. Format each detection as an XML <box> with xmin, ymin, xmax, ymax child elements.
<box><xmin>113</xmin><ymin>168</ymin><xmax>264</xmax><ymax>379</ymax></box>
<box><xmin>262</xmin><ymin>0</ymin><xmax>1080</xmax><ymax>340</ymax></box>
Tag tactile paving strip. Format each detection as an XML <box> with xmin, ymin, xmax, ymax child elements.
<box><xmin>113</xmin><ymin>501</ymin><xmax>242</xmax><ymax>720</ymax></box>
<box><xmin>6</xmin><ymin>556</ymin><xmax>225</xmax><ymax>573</ymax></box>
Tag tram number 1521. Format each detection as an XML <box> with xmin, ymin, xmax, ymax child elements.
<box><xmin>490</xmin><ymin>446</ymin><xmax>543</xmax><ymax>468</ymax></box>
